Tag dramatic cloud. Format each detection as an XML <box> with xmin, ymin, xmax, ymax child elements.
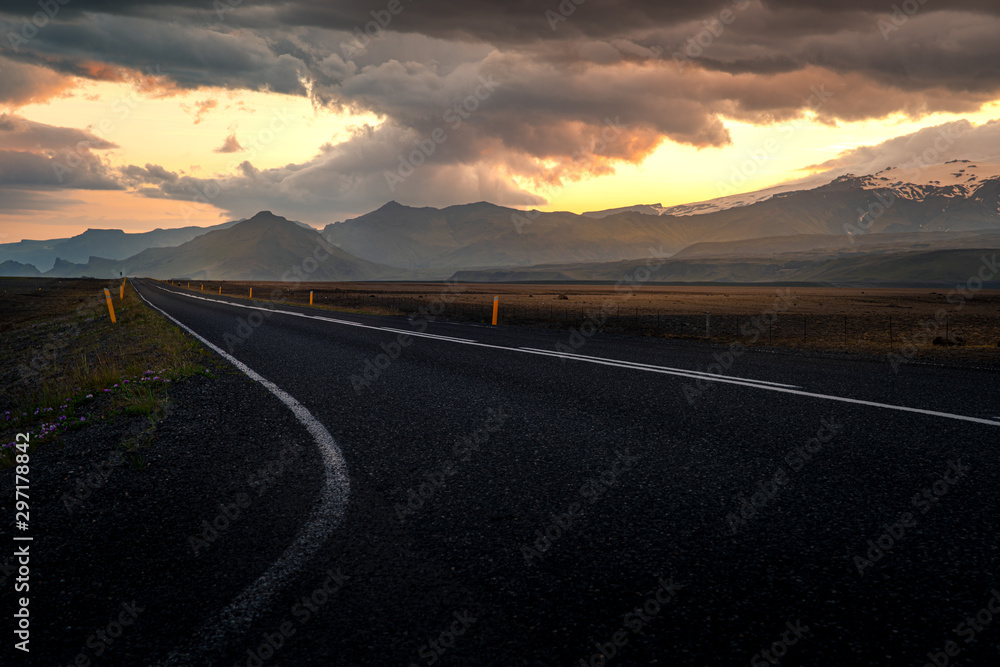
<box><xmin>3</xmin><ymin>0</ymin><xmax>1000</xmax><ymax>225</ymax></box>
<box><xmin>123</xmin><ymin>121</ymin><xmax>547</xmax><ymax>223</ymax></box>
<box><xmin>806</xmin><ymin>119</ymin><xmax>1000</xmax><ymax>178</ymax></box>
<box><xmin>0</xmin><ymin>113</ymin><xmax>117</xmax><ymax>151</ymax></box>
<box><xmin>0</xmin><ymin>13</ymin><xmax>309</xmax><ymax>94</ymax></box>
<box><xmin>0</xmin><ymin>115</ymin><xmax>121</xmax><ymax>190</ymax></box>
<box><xmin>0</xmin><ymin>56</ymin><xmax>72</xmax><ymax>107</ymax></box>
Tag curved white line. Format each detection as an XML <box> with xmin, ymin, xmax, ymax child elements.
<box><xmin>132</xmin><ymin>281</ymin><xmax>350</xmax><ymax>664</ymax></box>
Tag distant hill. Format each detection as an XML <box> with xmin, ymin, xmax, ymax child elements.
<box><xmin>42</xmin><ymin>212</ymin><xmax>409</xmax><ymax>281</ymax></box>
<box><xmin>0</xmin><ymin>260</ymin><xmax>41</xmax><ymax>277</ymax></box>
<box><xmin>0</xmin><ymin>221</ymin><xmax>247</xmax><ymax>272</ymax></box>
<box><xmin>322</xmin><ymin>201</ymin><xmax>697</xmax><ymax>270</ymax></box>
<box><xmin>672</xmin><ymin>229</ymin><xmax>1000</xmax><ymax>259</ymax></box>
<box><xmin>452</xmin><ymin>248</ymin><xmax>1000</xmax><ymax>286</ymax></box>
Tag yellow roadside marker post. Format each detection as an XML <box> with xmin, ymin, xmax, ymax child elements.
<box><xmin>103</xmin><ymin>289</ymin><xmax>117</xmax><ymax>324</ymax></box>
<box><xmin>310</xmin><ymin>291</ymin><xmax>313</xmax><ymax>305</ymax></box>
<box><xmin>201</xmin><ymin>284</ymin><xmax>203</xmax><ymax>291</ymax></box>
<box><xmin>249</xmin><ymin>287</ymin><xmax>253</xmax><ymax>298</ymax></box>
<box><xmin>120</xmin><ymin>284</ymin><xmax>124</xmax><ymax>299</ymax></box>
<box><xmin>219</xmin><ymin>286</ymin><xmax>222</xmax><ymax>295</ymax></box>
<box><xmin>492</xmin><ymin>295</ymin><xmax>499</xmax><ymax>325</ymax></box>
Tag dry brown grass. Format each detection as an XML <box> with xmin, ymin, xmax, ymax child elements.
<box><xmin>164</xmin><ymin>279</ymin><xmax>1000</xmax><ymax>362</ymax></box>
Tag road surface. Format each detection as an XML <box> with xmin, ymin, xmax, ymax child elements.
<box><xmin>8</xmin><ymin>278</ymin><xmax>1000</xmax><ymax>666</ymax></box>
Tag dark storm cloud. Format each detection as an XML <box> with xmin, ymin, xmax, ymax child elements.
<box><xmin>0</xmin><ymin>0</ymin><xmax>735</xmax><ymax>43</ymax></box>
<box><xmin>761</xmin><ymin>0</ymin><xmax>1000</xmax><ymax>15</ymax></box>
<box><xmin>10</xmin><ymin>0</ymin><xmax>997</xmax><ymax>42</ymax></box>
<box><xmin>670</xmin><ymin>9</ymin><xmax>1000</xmax><ymax>95</ymax></box>
<box><xmin>3</xmin><ymin>0</ymin><xmax>1000</xmax><ymax>220</ymax></box>
<box><xmin>0</xmin><ymin>12</ymin><xmax>309</xmax><ymax>94</ymax></box>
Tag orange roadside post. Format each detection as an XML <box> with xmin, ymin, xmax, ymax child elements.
<box><xmin>492</xmin><ymin>295</ymin><xmax>499</xmax><ymax>325</ymax></box>
<box><xmin>103</xmin><ymin>288</ymin><xmax>117</xmax><ymax>324</ymax></box>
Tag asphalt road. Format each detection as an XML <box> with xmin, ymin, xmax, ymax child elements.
<box><xmin>13</xmin><ymin>278</ymin><xmax>1000</xmax><ymax>666</ymax></box>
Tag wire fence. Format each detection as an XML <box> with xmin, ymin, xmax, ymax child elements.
<box><xmin>173</xmin><ymin>282</ymin><xmax>1000</xmax><ymax>351</ymax></box>
<box><xmin>294</xmin><ymin>291</ymin><xmax>1000</xmax><ymax>350</ymax></box>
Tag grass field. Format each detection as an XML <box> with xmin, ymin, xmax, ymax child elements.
<box><xmin>164</xmin><ymin>279</ymin><xmax>1000</xmax><ymax>362</ymax></box>
<box><xmin>0</xmin><ymin>278</ymin><xmax>210</xmax><ymax>466</ymax></box>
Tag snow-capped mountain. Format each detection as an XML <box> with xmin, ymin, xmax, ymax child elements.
<box><xmin>850</xmin><ymin>160</ymin><xmax>1000</xmax><ymax>203</ymax></box>
<box><xmin>583</xmin><ymin>183</ymin><xmax>800</xmax><ymax>218</ymax></box>
<box><xmin>585</xmin><ymin>159</ymin><xmax>1000</xmax><ymax>220</ymax></box>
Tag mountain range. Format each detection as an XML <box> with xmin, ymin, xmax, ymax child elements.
<box><xmin>3</xmin><ymin>159</ymin><xmax>1000</xmax><ymax>285</ymax></box>
<box><xmin>34</xmin><ymin>212</ymin><xmax>406</xmax><ymax>281</ymax></box>
<box><xmin>0</xmin><ymin>221</ymin><xmax>241</xmax><ymax>272</ymax></box>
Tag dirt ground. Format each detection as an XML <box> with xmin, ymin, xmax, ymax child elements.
<box><xmin>163</xmin><ymin>280</ymin><xmax>1000</xmax><ymax>362</ymax></box>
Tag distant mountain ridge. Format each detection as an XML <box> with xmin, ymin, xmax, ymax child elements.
<box><xmin>0</xmin><ymin>222</ymin><xmax>242</xmax><ymax>272</ymax></box>
<box><xmin>322</xmin><ymin>167</ymin><xmax>1000</xmax><ymax>272</ymax></box>
<box><xmin>0</xmin><ymin>216</ymin><xmax>320</xmax><ymax>272</ymax></box>
<box><xmin>40</xmin><ymin>212</ymin><xmax>407</xmax><ymax>281</ymax></box>
<box><xmin>322</xmin><ymin>200</ymin><xmax>694</xmax><ymax>270</ymax></box>
<box><xmin>4</xmin><ymin>159</ymin><xmax>1000</xmax><ymax>284</ymax></box>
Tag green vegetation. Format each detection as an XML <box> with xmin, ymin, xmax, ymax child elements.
<box><xmin>1</xmin><ymin>278</ymin><xmax>211</xmax><ymax>467</ymax></box>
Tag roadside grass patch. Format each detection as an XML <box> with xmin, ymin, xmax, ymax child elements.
<box><xmin>1</xmin><ymin>279</ymin><xmax>210</xmax><ymax>467</ymax></box>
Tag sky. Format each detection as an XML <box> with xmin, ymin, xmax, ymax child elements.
<box><xmin>3</xmin><ymin>0</ymin><xmax>1000</xmax><ymax>242</ymax></box>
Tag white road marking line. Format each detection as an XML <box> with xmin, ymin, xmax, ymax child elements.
<box><xmin>512</xmin><ymin>346</ymin><xmax>1000</xmax><ymax>427</ymax></box>
<box><xmin>518</xmin><ymin>346</ymin><xmax>801</xmax><ymax>389</ymax></box>
<box><xmin>378</xmin><ymin>326</ymin><xmax>476</xmax><ymax>342</ymax></box>
<box><xmin>150</xmin><ymin>282</ymin><xmax>1000</xmax><ymax>428</ymax></box>
<box><xmin>134</xmin><ymin>283</ymin><xmax>350</xmax><ymax>664</ymax></box>
<box><xmin>158</xmin><ymin>286</ymin><xmax>476</xmax><ymax>343</ymax></box>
